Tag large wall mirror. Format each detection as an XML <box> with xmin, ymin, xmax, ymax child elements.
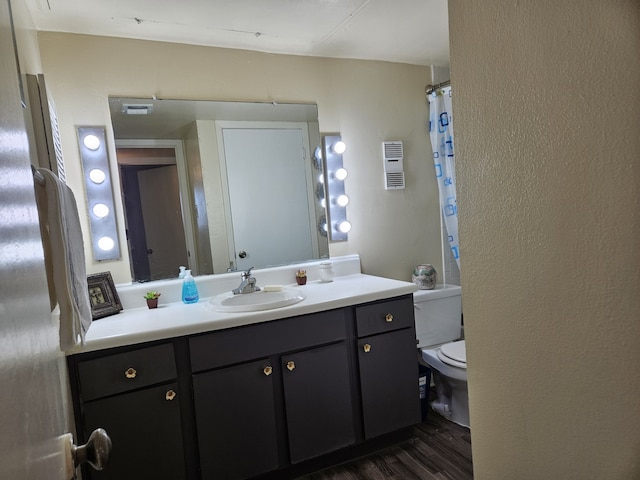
<box><xmin>109</xmin><ymin>97</ymin><xmax>329</xmax><ymax>282</ymax></box>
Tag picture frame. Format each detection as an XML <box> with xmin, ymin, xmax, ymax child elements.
<box><xmin>87</xmin><ymin>272</ymin><xmax>123</xmax><ymax>320</ymax></box>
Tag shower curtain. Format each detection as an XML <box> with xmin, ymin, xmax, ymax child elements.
<box><xmin>428</xmin><ymin>86</ymin><xmax>460</xmax><ymax>269</ymax></box>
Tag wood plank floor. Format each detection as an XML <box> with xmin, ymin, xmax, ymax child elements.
<box><xmin>297</xmin><ymin>398</ymin><xmax>473</xmax><ymax>480</ymax></box>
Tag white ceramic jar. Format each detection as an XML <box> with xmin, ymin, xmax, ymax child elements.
<box><xmin>319</xmin><ymin>261</ymin><xmax>334</xmax><ymax>282</ymax></box>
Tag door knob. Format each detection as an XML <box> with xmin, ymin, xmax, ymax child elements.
<box><xmin>238</xmin><ymin>250</ymin><xmax>247</xmax><ymax>259</ymax></box>
<box><xmin>146</xmin><ymin>248</ymin><xmax>153</xmax><ymax>254</ymax></box>
<box><xmin>72</xmin><ymin>428</ymin><xmax>112</xmax><ymax>472</ymax></box>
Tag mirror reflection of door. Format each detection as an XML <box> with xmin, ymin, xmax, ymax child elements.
<box><xmin>219</xmin><ymin>124</ymin><xmax>317</xmax><ymax>271</ymax></box>
<box><xmin>118</xmin><ymin>148</ymin><xmax>189</xmax><ymax>281</ymax></box>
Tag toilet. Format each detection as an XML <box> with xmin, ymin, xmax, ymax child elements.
<box><xmin>413</xmin><ymin>285</ymin><xmax>469</xmax><ymax>427</ymax></box>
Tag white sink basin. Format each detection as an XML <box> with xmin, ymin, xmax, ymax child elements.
<box><xmin>209</xmin><ymin>288</ymin><xmax>306</xmax><ymax>312</ymax></box>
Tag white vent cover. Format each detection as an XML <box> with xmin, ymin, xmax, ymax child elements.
<box><xmin>383</xmin><ymin>141</ymin><xmax>405</xmax><ymax>190</ymax></box>
<box><xmin>122</xmin><ymin>104</ymin><xmax>154</xmax><ymax>115</ymax></box>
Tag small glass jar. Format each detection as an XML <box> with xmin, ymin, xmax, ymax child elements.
<box><xmin>319</xmin><ymin>261</ymin><xmax>334</xmax><ymax>282</ymax></box>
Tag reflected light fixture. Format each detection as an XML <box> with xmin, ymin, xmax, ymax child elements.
<box><xmin>322</xmin><ymin>134</ymin><xmax>351</xmax><ymax>242</ymax></box>
<box><xmin>78</xmin><ymin>126</ymin><xmax>121</xmax><ymax>261</ymax></box>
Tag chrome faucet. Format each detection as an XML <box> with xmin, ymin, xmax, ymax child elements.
<box><xmin>232</xmin><ymin>267</ymin><xmax>261</xmax><ymax>295</ymax></box>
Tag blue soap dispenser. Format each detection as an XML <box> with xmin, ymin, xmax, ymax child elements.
<box><xmin>181</xmin><ymin>269</ymin><xmax>199</xmax><ymax>304</ymax></box>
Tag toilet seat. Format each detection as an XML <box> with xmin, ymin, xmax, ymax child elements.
<box><xmin>437</xmin><ymin>340</ymin><xmax>467</xmax><ymax>369</ymax></box>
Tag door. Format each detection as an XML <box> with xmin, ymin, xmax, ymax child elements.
<box><xmin>193</xmin><ymin>359</ymin><xmax>279</xmax><ymax>480</ymax></box>
<box><xmin>137</xmin><ymin>166</ymin><xmax>189</xmax><ymax>279</ymax></box>
<box><xmin>82</xmin><ymin>383</ymin><xmax>186</xmax><ymax>480</ymax></box>
<box><xmin>0</xmin><ymin>1</ymin><xmax>73</xmax><ymax>477</ymax></box>
<box><xmin>358</xmin><ymin>328</ymin><xmax>422</xmax><ymax>439</ymax></box>
<box><xmin>220</xmin><ymin>125</ymin><xmax>316</xmax><ymax>271</ymax></box>
<box><xmin>282</xmin><ymin>343</ymin><xmax>355</xmax><ymax>463</ymax></box>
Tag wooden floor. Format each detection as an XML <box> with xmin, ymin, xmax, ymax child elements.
<box><xmin>297</xmin><ymin>400</ymin><xmax>473</xmax><ymax>480</ymax></box>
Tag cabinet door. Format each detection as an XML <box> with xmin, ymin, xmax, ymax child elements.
<box><xmin>193</xmin><ymin>359</ymin><xmax>279</xmax><ymax>480</ymax></box>
<box><xmin>358</xmin><ymin>328</ymin><xmax>421</xmax><ymax>439</ymax></box>
<box><xmin>282</xmin><ymin>342</ymin><xmax>355</xmax><ymax>463</ymax></box>
<box><xmin>82</xmin><ymin>383</ymin><xmax>186</xmax><ymax>480</ymax></box>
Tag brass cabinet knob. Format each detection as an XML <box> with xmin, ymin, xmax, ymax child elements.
<box><xmin>363</xmin><ymin>343</ymin><xmax>371</xmax><ymax>353</ymax></box>
<box><xmin>385</xmin><ymin>313</ymin><xmax>394</xmax><ymax>322</ymax></box>
<box><xmin>263</xmin><ymin>366</ymin><xmax>273</xmax><ymax>376</ymax></box>
<box><xmin>286</xmin><ymin>361</ymin><xmax>296</xmax><ymax>371</ymax></box>
<box><xmin>165</xmin><ymin>390</ymin><xmax>177</xmax><ymax>401</ymax></box>
<box><xmin>124</xmin><ymin>367</ymin><xmax>137</xmax><ymax>379</ymax></box>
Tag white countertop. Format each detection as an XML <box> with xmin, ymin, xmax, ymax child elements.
<box><xmin>69</xmin><ymin>272</ymin><xmax>417</xmax><ymax>355</ymax></box>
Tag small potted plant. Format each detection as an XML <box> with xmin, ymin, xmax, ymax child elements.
<box><xmin>295</xmin><ymin>269</ymin><xmax>307</xmax><ymax>285</ymax></box>
<box><xmin>144</xmin><ymin>291</ymin><xmax>161</xmax><ymax>309</ymax></box>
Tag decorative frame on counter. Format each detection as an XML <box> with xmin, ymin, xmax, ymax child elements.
<box><xmin>87</xmin><ymin>271</ymin><xmax>123</xmax><ymax>320</ymax></box>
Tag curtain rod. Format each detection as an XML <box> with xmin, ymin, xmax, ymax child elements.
<box><xmin>425</xmin><ymin>80</ymin><xmax>451</xmax><ymax>96</ymax></box>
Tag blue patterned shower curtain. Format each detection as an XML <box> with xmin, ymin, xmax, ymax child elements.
<box><xmin>428</xmin><ymin>86</ymin><xmax>460</xmax><ymax>269</ymax></box>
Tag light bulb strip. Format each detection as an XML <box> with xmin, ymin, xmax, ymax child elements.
<box><xmin>322</xmin><ymin>134</ymin><xmax>350</xmax><ymax>242</ymax></box>
<box><xmin>78</xmin><ymin>126</ymin><xmax>121</xmax><ymax>261</ymax></box>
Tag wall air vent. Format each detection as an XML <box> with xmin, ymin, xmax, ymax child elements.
<box><xmin>382</xmin><ymin>141</ymin><xmax>405</xmax><ymax>190</ymax></box>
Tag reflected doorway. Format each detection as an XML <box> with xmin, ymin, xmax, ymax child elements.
<box><xmin>117</xmin><ymin>147</ymin><xmax>189</xmax><ymax>281</ymax></box>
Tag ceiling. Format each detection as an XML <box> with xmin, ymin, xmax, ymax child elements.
<box><xmin>24</xmin><ymin>0</ymin><xmax>450</xmax><ymax>67</ymax></box>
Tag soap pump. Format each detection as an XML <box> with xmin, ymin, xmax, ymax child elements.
<box><xmin>181</xmin><ymin>269</ymin><xmax>199</xmax><ymax>304</ymax></box>
<box><xmin>178</xmin><ymin>265</ymin><xmax>186</xmax><ymax>279</ymax></box>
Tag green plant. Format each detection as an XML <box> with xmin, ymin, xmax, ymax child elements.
<box><xmin>143</xmin><ymin>291</ymin><xmax>161</xmax><ymax>300</ymax></box>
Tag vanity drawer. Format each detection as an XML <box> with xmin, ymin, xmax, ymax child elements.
<box><xmin>190</xmin><ymin>309</ymin><xmax>346</xmax><ymax>372</ymax></box>
<box><xmin>355</xmin><ymin>296</ymin><xmax>415</xmax><ymax>338</ymax></box>
<box><xmin>77</xmin><ymin>343</ymin><xmax>177</xmax><ymax>402</ymax></box>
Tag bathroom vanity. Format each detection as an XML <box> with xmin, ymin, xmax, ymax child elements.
<box><xmin>66</xmin><ymin>258</ymin><xmax>420</xmax><ymax>479</ymax></box>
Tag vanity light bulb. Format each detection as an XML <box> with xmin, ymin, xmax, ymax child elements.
<box><xmin>89</xmin><ymin>169</ymin><xmax>106</xmax><ymax>184</ymax></box>
<box><xmin>335</xmin><ymin>168</ymin><xmax>348</xmax><ymax>181</ymax></box>
<box><xmin>92</xmin><ymin>203</ymin><xmax>110</xmax><ymax>218</ymax></box>
<box><xmin>97</xmin><ymin>236</ymin><xmax>115</xmax><ymax>251</ymax></box>
<box><xmin>332</xmin><ymin>141</ymin><xmax>346</xmax><ymax>154</ymax></box>
<box><xmin>338</xmin><ymin>221</ymin><xmax>352</xmax><ymax>233</ymax></box>
<box><xmin>320</xmin><ymin>198</ymin><xmax>326</xmax><ymax>208</ymax></box>
<box><xmin>336</xmin><ymin>194</ymin><xmax>349</xmax><ymax>207</ymax></box>
<box><xmin>83</xmin><ymin>134</ymin><xmax>101</xmax><ymax>151</ymax></box>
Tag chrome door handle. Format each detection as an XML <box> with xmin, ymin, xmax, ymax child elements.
<box><xmin>72</xmin><ymin>428</ymin><xmax>112</xmax><ymax>472</ymax></box>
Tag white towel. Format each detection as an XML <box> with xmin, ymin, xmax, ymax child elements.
<box><xmin>34</xmin><ymin>168</ymin><xmax>92</xmax><ymax>349</ymax></box>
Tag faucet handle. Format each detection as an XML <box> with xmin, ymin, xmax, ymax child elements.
<box><xmin>242</xmin><ymin>266</ymin><xmax>255</xmax><ymax>278</ymax></box>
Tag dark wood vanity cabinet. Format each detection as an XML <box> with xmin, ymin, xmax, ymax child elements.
<box><xmin>192</xmin><ymin>359</ymin><xmax>280</xmax><ymax>480</ymax></box>
<box><xmin>69</xmin><ymin>343</ymin><xmax>187</xmax><ymax>480</ymax></box>
<box><xmin>355</xmin><ymin>297</ymin><xmax>422</xmax><ymax>439</ymax></box>
<box><xmin>190</xmin><ymin>309</ymin><xmax>355</xmax><ymax>479</ymax></box>
<box><xmin>68</xmin><ymin>294</ymin><xmax>419</xmax><ymax>480</ymax></box>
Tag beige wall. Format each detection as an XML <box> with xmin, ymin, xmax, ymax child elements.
<box><xmin>37</xmin><ymin>32</ymin><xmax>440</xmax><ymax>285</ymax></box>
<box><xmin>449</xmin><ymin>1</ymin><xmax>640</xmax><ymax>478</ymax></box>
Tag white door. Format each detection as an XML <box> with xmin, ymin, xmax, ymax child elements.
<box><xmin>220</xmin><ymin>125</ymin><xmax>316</xmax><ymax>271</ymax></box>
<box><xmin>0</xmin><ymin>1</ymin><xmax>73</xmax><ymax>477</ymax></box>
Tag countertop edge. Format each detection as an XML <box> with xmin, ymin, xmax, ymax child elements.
<box><xmin>67</xmin><ymin>274</ymin><xmax>418</xmax><ymax>355</ymax></box>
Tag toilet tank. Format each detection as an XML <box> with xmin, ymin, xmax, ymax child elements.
<box><xmin>413</xmin><ymin>285</ymin><xmax>462</xmax><ymax>348</ymax></box>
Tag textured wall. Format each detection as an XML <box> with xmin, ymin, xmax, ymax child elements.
<box><xmin>38</xmin><ymin>33</ymin><xmax>440</xmax><ymax>285</ymax></box>
<box><xmin>449</xmin><ymin>0</ymin><xmax>640</xmax><ymax>478</ymax></box>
